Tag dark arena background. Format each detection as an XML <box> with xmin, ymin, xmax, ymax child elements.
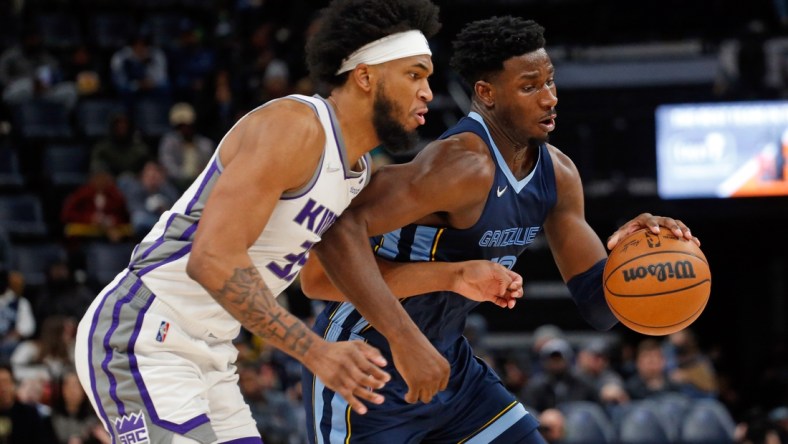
<box><xmin>0</xmin><ymin>0</ymin><xmax>786</xmax><ymax>442</ymax></box>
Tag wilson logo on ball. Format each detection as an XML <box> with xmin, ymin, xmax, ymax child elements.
<box><xmin>621</xmin><ymin>260</ymin><xmax>697</xmax><ymax>282</ymax></box>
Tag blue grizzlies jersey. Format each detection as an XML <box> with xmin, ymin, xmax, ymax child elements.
<box><xmin>319</xmin><ymin>111</ymin><xmax>558</xmax><ymax>355</ymax></box>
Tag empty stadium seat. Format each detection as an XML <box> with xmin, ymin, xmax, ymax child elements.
<box><xmin>617</xmin><ymin>401</ymin><xmax>673</xmax><ymax>444</ymax></box>
<box><xmin>14</xmin><ymin>100</ymin><xmax>73</xmax><ymax>140</ymax></box>
<box><xmin>0</xmin><ymin>194</ymin><xmax>48</xmax><ymax>237</ymax></box>
<box><xmin>558</xmin><ymin>401</ymin><xmax>616</xmax><ymax>444</ymax></box>
<box><xmin>681</xmin><ymin>399</ymin><xmax>735</xmax><ymax>443</ymax></box>
<box><xmin>75</xmin><ymin>99</ymin><xmax>126</xmax><ymax>139</ymax></box>
<box><xmin>132</xmin><ymin>98</ymin><xmax>172</xmax><ymax>138</ymax></box>
<box><xmin>0</xmin><ymin>146</ymin><xmax>24</xmax><ymax>189</ymax></box>
<box><xmin>42</xmin><ymin>144</ymin><xmax>89</xmax><ymax>187</ymax></box>
<box><xmin>36</xmin><ymin>13</ymin><xmax>83</xmax><ymax>49</ymax></box>
<box><xmin>11</xmin><ymin>242</ymin><xmax>68</xmax><ymax>286</ymax></box>
<box><xmin>85</xmin><ymin>242</ymin><xmax>135</xmax><ymax>287</ymax></box>
<box><xmin>89</xmin><ymin>14</ymin><xmax>136</xmax><ymax>50</ymax></box>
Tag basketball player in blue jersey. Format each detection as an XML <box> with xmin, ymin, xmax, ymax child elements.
<box><xmin>73</xmin><ymin>2</ymin><xmax>527</xmax><ymax>443</ymax></box>
<box><xmin>302</xmin><ymin>16</ymin><xmax>701</xmax><ymax>443</ymax></box>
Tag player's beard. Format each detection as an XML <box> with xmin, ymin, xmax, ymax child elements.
<box><xmin>372</xmin><ymin>82</ymin><xmax>419</xmax><ymax>154</ymax></box>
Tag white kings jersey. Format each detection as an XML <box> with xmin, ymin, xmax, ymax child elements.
<box><xmin>124</xmin><ymin>95</ymin><xmax>371</xmax><ymax>340</ymax></box>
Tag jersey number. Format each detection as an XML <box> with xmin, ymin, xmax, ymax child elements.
<box><xmin>491</xmin><ymin>255</ymin><xmax>517</xmax><ymax>270</ymax></box>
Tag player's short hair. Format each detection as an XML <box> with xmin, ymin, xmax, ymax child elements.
<box><xmin>450</xmin><ymin>16</ymin><xmax>545</xmax><ymax>86</ymax></box>
<box><xmin>306</xmin><ymin>0</ymin><xmax>441</xmax><ymax>86</ymax></box>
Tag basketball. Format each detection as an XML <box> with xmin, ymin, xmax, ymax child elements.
<box><xmin>603</xmin><ymin>227</ymin><xmax>711</xmax><ymax>336</ymax></box>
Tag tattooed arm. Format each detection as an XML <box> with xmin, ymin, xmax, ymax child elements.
<box><xmin>186</xmin><ymin>102</ymin><xmax>389</xmax><ymax>414</ymax></box>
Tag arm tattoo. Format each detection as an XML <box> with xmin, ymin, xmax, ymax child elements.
<box><xmin>211</xmin><ymin>266</ymin><xmax>314</xmax><ymax>357</ymax></box>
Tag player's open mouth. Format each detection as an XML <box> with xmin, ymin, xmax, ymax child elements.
<box><xmin>538</xmin><ymin>115</ymin><xmax>556</xmax><ymax>132</ymax></box>
<box><xmin>415</xmin><ymin>109</ymin><xmax>428</xmax><ymax>125</ymax></box>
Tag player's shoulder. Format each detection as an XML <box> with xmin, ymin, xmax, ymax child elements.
<box><xmin>243</xmin><ymin>97</ymin><xmax>324</xmax><ymax>135</ymax></box>
<box><xmin>545</xmin><ymin>143</ymin><xmax>580</xmax><ymax>181</ymax></box>
<box><xmin>419</xmin><ymin>132</ymin><xmax>494</xmax><ymax>175</ymax></box>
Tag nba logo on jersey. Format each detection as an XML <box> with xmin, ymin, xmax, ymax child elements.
<box><xmin>114</xmin><ymin>411</ymin><xmax>149</xmax><ymax>443</ymax></box>
<box><xmin>156</xmin><ymin>321</ymin><xmax>170</xmax><ymax>342</ymax></box>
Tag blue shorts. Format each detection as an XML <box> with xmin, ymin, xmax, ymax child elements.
<box><xmin>303</xmin><ymin>317</ymin><xmax>542</xmax><ymax>443</ymax></box>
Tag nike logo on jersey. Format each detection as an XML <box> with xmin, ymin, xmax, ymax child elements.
<box><xmin>496</xmin><ymin>185</ymin><xmax>508</xmax><ymax>197</ymax></box>
<box><xmin>326</xmin><ymin>163</ymin><xmax>341</xmax><ymax>173</ymax></box>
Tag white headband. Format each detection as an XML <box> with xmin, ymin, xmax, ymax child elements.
<box><xmin>336</xmin><ymin>30</ymin><xmax>431</xmax><ymax>75</ymax></box>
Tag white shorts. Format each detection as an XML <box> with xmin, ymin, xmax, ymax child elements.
<box><xmin>75</xmin><ymin>271</ymin><xmax>262</xmax><ymax>444</ymax></box>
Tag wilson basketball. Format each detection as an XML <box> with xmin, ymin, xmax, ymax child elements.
<box><xmin>603</xmin><ymin>227</ymin><xmax>711</xmax><ymax>336</ymax></box>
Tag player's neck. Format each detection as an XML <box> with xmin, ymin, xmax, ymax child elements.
<box><xmin>326</xmin><ymin>91</ymin><xmax>378</xmax><ymax>166</ymax></box>
<box><xmin>471</xmin><ymin>105</ymin><xmax>537</xmax><ymax>180</ymax></box>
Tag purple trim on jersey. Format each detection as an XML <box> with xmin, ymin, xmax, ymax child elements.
<box><xmin>323</xmin><ymin>99</ymin><xmax>352</xmax><ymax>180</ymax></box>
<box><xmin>88</xmin><ymin>271</ymin><xmax>130</xmax><ymax>441</ymax></box>
<box><xmin>185</xmin><ymin>159</ymin><xmax>219</xmax><ymax>215</ymax></box>
<box><xmin>179</xmin><ymin>221</ymin><xmax>198</xmax><ymax>241</ymax></box>
<box><xmin>126</xmin><ymin>290</ymin><xmax>211</xmax><ymax>434</ymax></box>
<box><xmin>102</xmin><ymin>277</ymin><xmax>144</xmax><ymax>417</ymax></box>
<box><xmin>221</xmin><ymin>438</ymin><xmax>264</xmax><ymax>443</ymax></box>
<box><xmin>280</xmin><ymin>153</ymin><xmax>324</xmax><ymax>201</ymax></box>
<box><xmin>130</xmin><ymin>212</ymin><xmax>178</xmax><ymax>268</ymax></box>
<box><xmin>136</xmin><ymin>243</ymin><xmax>192</xmax><ymax>277</ymax></box>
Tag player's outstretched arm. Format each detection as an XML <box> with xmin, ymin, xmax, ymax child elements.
<box><xmin>186</xmin><ymin>102</ymin><xmax>388</xmax><ymax>414</ymax></box>
<box><xmin>300</xmin><ymin>254</ymin><xmax>523</xmax><ymax>308</ymax></box>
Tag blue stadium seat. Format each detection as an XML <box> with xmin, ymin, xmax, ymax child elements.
<box><xmin>14</xmin><ymin>100</ymin><xmax>73</xmax><ymax>140</ymax></box>
<box><xmin>0</xmin><ymin>194</ymin><xmax>48</xmax><ymax>237</ymax></box>
<box><xmin>133</xmin><ymin>98</ymin><xmax>172</xmax><ymax>138</ymax></box>
<box><xmin>36</xmin><ymin>13</ymin><xmax>83</xmax><ymax>49</ymax></box>
<box><xmin>75</xmin><ymin>99</ymin><xmax>126</xmax><ymax>139</ymax></box>
<box><xmin>617</xmin><ymin>401</ymin><xmax>673</xmax><ymax>444</ymax></box>
<box><xmin>85</xmin><ymin>242</ymin><xmax>135</xmax><ymax>287</ymax></box>
<box><xmin>681</xmin><ymin>399</ymin><xmax>735</xmax><ymax>443</ymax></box>
<box><xmin>89</xmin><ymin>14</ymin><xmax>136</xmax><ymax>50</ymax></box>
<box><xmin>653</xmin><ymin>392</ymin><xmax>692</xmax><ymax>437</ymax></box>
<box><xmin>11</xmin><ymin>242</ymin><xmax>68</xmax><ymax>286</ymax></box>
<box><xmin>558</xmin><ymin>401</ymin><xmax>616</xmax><ymax>444</ymax></box>
<box><xmin>42</xmin><ymin>144</ymin><xmax>89</xmax><ymax>187</ymax></box>
<box><xmin>0</xmin><ymin>146</ymin><xmax>24</xmax><ymax>189</ymax></box>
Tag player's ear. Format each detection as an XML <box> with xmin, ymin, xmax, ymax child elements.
<box><xmin>352</xmin><ymin>64</ymin><xmax>373</xmax><ymax>92</ymax></box>
<box><xmin>474</xmin><ymin>80</ymin><xmax>494</xmax><ymax>108</ymax></box>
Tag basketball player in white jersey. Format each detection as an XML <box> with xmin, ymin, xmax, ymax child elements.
<box><xmin>74</xmin><ymin>1</ymin><xmax>525</xmax><ymax>442</ymax></box>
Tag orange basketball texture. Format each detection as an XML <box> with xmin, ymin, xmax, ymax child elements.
<box><xmin>603</xmin><ymin>227</ymin><xmax>711</xmax><ymax>336</ymax></box>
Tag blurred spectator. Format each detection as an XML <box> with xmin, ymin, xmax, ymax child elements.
<box><xmin>10</xmin><ymin>315</ymin><xmax>76</xmax><ymax>383</ymax></box>
<box><xmin>528</xmin><ymin>324</ymin><xmax>565</xmax><ymax>377</ymax></box>
<box><xmin>90</xmin><ymin>112</ymin><xmax>150</xmax><ymax>178</ymax></box>
<box><xmin>770</xmin><ymin>406</ymin><xmax>788</xmax><ymax>443</ymax></box>
<box><xmin>0</xmin><ymin>364</ymin><xmax>54</xmax><ymax>443</ymax></box>
<box><xmin>625</xmin><ymin>338</ymin><xmax>681</xmax><ymax>400</ymax></box>
<box><xmin>258</xmin><ymin>59</ymin><xmax>291</xmax><ymax>103</ymax></box>
<box><xmin>521</xmin><ymin>338</ymin><xmax>597</xmax><ymax>413</ymax></box>
<box><xmin>538</xmin><ymin>408</ymin><xmax>567</xmax><ymax>444</ymax></box>
<box><xmin>0</xmin><ymin>25</ymin><xmax>78</xmax><ymax>110</ymax></box>
<box><xmin>238</xmin><ymin>362</ymin><xmax>301</xmax><ymax>444</ymax></box>
<box><xmin>158</xmin><ymin>102</ymin><xmax>215</xmax><ymax>190</ymax></box>
<box><xmin>61</xmin><ymin>169</ymin><xmax>133</xmax><ymax>243</ymax></box>
<box><xmin>0</xmin><ymin>267</ymin><xmax>35</xmax><ymax>364</ymax></box>
<box><xmin>118</xmin><ymin>160</ymin><xmax>180</xmax><ymax>236</ymax></box>
<box><xmin>50</xmin><ymin>368</ymin><xmax>107</xmax><ymax>444</ymax></box>
<box><xmin>110</xmin><ymin>31</ymin><xmax>169</xmax><ymax>102</ymax></box>
<box><xmin>169</xmin><ymin>19</ymin><xmax>216</xmax><ymax>103</ymax></box>
<box><xmin>664</xmin><ymin>329</ymin><xmax>719</xmax><ymax>398</ymax></box>
<box><xmin>575</xmin><ymin>339</ymin><xmax>628</xmax><ymax>406</ymax></box>
<box><xmin>34</xmin><ymin>260</ymin><xmax>93</xmax><ymax>323</ymax></box>
<box><xmin>63</xmin><ymin>45</ymin><xmax>104</xmax><ymax>97</ymax></box>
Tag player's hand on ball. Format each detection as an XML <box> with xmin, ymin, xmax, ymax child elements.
<box><xmin>308</xmin><ymin>340</ymin><xmax>390</xmax><ymax>414</ymax></box>
<box><xmin>606</xmin><ymin>213</ymin><xmax>700</xmax><ymax>250</ymax></box>
<box><xmin>454</xmin><ymin>261</ymin><xmax>523</xmax><ymax>309</ymax></box>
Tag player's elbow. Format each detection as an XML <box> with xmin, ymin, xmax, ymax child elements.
<box><xmin>186</xmin><ymin>241</ymin><xmax>220</xmax><ymax>284</ymax></box>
